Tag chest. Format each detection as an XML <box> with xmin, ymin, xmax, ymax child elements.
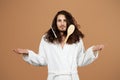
<box><xmin>44</xmin><ymin>43</ymin><xmax>80</xmax><ymax>59</ymax></box>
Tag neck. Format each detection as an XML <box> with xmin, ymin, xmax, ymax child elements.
<box><xmin>60</xmin><ymin>32</ymin><xmax>65</xmax><ymax>41</ymax></box>
<box><xmin>60</xmin><ymin>36</ymin><xmax>66</xmax><ymax>48</ymax></box>
<box><xmin>60</xmin><ymin>32</ymin><xmax>64</xmax><ymax>36</ymax></box>
<box><xmin>59</xmin><ymin>32</ymin><xmax>66</xmax><ymax>48</ymax></box>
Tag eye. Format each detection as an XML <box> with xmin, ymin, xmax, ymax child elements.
<box><xmin>64</xmin><ymin>19</ymin><xmax>67</xmax><ymax>22</ymax></box>
<box><xmin>57</xmin><ymin>19</ymin><xmax>61</xmax><ymax>22</ymax></box>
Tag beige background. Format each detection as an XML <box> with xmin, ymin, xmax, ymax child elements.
<box><xmin>0</xmin><ymin>0</ymin><xmax>120</xmax><ymax>80</ymax></box>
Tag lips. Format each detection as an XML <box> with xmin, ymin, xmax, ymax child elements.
<box><xmin>60</xmin><ymin>26</ymin><xmax>66</xmax><ymax>29</ymax></box>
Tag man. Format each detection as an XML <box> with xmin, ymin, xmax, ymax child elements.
<box><xmin>13</xmin><ymin>10</ymin><xmax>104</xmax><ymax>80</ymax></box>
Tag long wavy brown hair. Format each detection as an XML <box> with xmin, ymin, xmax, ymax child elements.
<box><xmin>45</xmin><ymin>10</ymin><xmax>84</xmax><ymax>44</ymax></box>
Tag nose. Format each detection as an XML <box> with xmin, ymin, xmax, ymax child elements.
<box><xmin>61</xmin><ymin>21</ymin><xmax>65</xmax><ymax>25</ymax></box>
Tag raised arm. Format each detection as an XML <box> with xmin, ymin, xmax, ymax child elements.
<box><xmin>77</xmin><ymin>39</ymin><xmax>104</xmax><ymax>67</ymax></box>
<box><xmin>13</xmin><ymin>36</ymin><xmax>47</xmax><ymax>66</ymax></box>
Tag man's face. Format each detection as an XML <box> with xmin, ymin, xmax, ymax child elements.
<box><xmin>57</xmin><ymin>14</ymin><xmax>67</xmax><ymax>32</ymax></box>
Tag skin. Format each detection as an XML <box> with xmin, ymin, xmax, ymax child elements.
<box><xmin>13</xmin><ymin>14</ymin><xmax>104</xmax><ymax>54</ymax></box>
<box><xmin>56</xmin><ymin>14</ymin><xmax>67</xmax><ymax>48</ymax></box>
<box><xmin>57</xmin><ymin>14</ymin><xmax>67</xmax><ymax>33</ymax></box>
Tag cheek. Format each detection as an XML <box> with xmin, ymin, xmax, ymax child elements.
<box><xmin>57</xmin><ymin>22</ymin><xmax>60</xmax><ymax>26</ymax></box>
<box><xmin>64</xmin><ymin>22</ymin><xmax>67</xmax><ymax>26</ymax></box>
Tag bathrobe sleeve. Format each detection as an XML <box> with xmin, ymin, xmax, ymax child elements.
<box><xmin>77</xmin><ymin>39</ymin><xmax>98</xmax><ymax>67</ymax></box>
<box><xmin>23</xmin><ymin>37</ymin><xmax>47</xmax><ymax>66</ymax></box>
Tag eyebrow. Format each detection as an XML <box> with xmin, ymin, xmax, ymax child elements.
<box><xmin>57</xmin><ymin>18</ymin><xmax>66</xmax><ymax>20</ymax></box>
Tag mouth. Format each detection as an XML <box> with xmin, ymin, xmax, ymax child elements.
<box><xmin>60</xmin><ymin>25</ymin><xmax>66</xmax><ymax>30</ymax></box>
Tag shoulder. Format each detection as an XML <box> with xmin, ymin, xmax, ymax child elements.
<box><xmin>75</xmin><ymin>37</ymin><xmax>84</xmax><ymax>46</ymax></box>
<box><xmin>77</xmin><ymin>37</ymin><xmax>84</xmax><ymax>43</ymax></box>
<box><xmin>41</xmin><ymin>34</ymin><xmax>52</xmax><ymax>44</ymax></box>
<box><xmin>40</xmin><ymin>34</ymin><xmax>47</xmax><ymax>43</ymax></box>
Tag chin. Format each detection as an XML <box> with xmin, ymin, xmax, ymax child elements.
<box><xmin>60</xmin><ymin>29</ymin><xmax>66</xmax><ymax>31</ymax></box>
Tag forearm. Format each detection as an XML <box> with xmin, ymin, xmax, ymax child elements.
<box><xmin>78</xmin><ymin>46</ymin><xmax>98</xmax><ymax>67</ymax></box>
<box><xmin>23</xmin><ymin>50</ymin><xmax>47</xmax><ymax>66</ymax></box>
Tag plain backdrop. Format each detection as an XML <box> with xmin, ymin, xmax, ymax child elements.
<box><xmin>0</xmin><ymin>0</ymin><xmax>120</xmax><ymax>80</ymax></box>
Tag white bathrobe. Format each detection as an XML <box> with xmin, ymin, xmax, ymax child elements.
<box><xmin>23</xmin><ymin>35</ymin><xmax>98</xmax><ymax>80</ymax></box>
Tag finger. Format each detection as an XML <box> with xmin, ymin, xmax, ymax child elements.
<box><xmin>13</xmin><ymin>49</ymin><xmax>17</xmax><ymax>52</ymax></box>
<box><xmin>13</xmin><ymin>49</ymin><xmax>20</xmax><ymax>53</ymax></box>
<box><xmin>99</xmin><ymin>45</ymin><xmax>104</xmax><ymax>50</ymax></box>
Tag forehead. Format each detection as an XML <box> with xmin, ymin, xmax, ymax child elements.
<box><xmin>57</xmin><ymin>14</ymin><xmax>66</xmax><ymax>19</ymax></box>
